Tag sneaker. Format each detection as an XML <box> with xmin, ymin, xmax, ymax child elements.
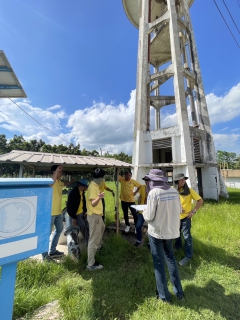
<box><xmin>86</xmin><ymin>262</ymin><xmax>103</xmax><ymax>271</ymax></box>
<box><xmin>134</xmin><ymin>241</ymin><xmax>142</xmax><ymax>247</ymax></box>
<box><xmin>125</xmin><ymin>225</ymin><xmax>130</xmax><ymax>233</ymax></box>
<box><xmin>160</xmin><ymin>299</ymin><xmax>172</xmax><ymax>304</ymax></box>
<box><xmin>177</xmin><ymin>294</ymin><xmax>185</xmax><ymax>301</ymax></box>
<box><xmin>49</xmin><ymin>250</ymin><xmax>64</xmax><ymax>258</ymax></box>
<box><xmin>42</xmin><ymin>255</ymin><xmax>55</xmax><ymax>263</ymax></box>
<box><xmin>179</xmin><ymin>257</ymin><xmax>191</xmax><ymax>266</ymax></box>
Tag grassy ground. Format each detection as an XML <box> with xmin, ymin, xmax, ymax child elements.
<box><xmin>14</xmin><ymin>185</ymin><xmax>240</xmax><ymax>320</ymax></box>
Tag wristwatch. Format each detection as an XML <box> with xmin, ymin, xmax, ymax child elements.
<box><xmin>192</xmin><ymin>209</ymin><xmax>196</xmax><ymax>214</ymax></box>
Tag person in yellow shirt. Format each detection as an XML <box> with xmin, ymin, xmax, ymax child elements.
<box><xmin>99</xmin><ymin>180</ymin><xmax>115</xmax><ymax>221</ymax></box>
<box><xmin>134</xmin><ymin>176</ymin><xmax>150</xmax><ymax>247</ymax></box>
<box><xmin>173</xmin><ymin>173</ymin><xmax>203</xmax><ymax>266</ymax></box>
<box><xmin>42</xmin><ymin>165</ymin><xmax>73</xmax><ymax>260</ymax></box>
<box><xmin>67</xmin><ymin>179</ymin><xmax>89</xmax><ymax>246</ymax></box>
<box><xmin>119</xmin><ymin>171</ymin><xmax>141</xmax><ymax>233</ymax></box>
<box><xmin>86</xmin><ymin>168</ymin><xmax>106</xmax><ymax>270</ymax></box>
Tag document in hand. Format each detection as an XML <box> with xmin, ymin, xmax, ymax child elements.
<box><xmin>130</xmin><ymin>205</ymin><xmax>147</xmax><ymax>211</ymax></box>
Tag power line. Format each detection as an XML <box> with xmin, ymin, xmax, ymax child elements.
<box><xmin>213</xmin><ymin>0</ymin><xmax>240</xmax><ymax>49</ymax></box>
<box><xmin>221</xmin><ymin>0</ymin><xmax>240</xmax><ymax>33</ymax></box>
<box><xmin>0</xmin><ymin>95</ymin><xmax>73</xmax><ymax>146</ymax></box>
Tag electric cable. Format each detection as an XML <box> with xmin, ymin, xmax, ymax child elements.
<box><xmin>0</xmin><ymin>94</ymin><xmax>73</xmax><ymax>146</ymax></box>
<box><xmin>221</xmin><ymin>0</ymin><xmax>240</xmax><ymax>33</ymax></box>
<box><xmin>213</xmin><ymin>0</ymin><xmax>240</xmax><ymax>49</ymax></box>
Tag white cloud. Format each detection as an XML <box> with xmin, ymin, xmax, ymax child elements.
<box><xmin>220</xmin><ymin>127</ymin><xmax>228</xmax><ymax>132</ymax></box>
<box><xmin>67</xmin><ymin>90</ymin><xmax>136</xmax><ymax>153</ymax></box>
<box><xmin>206</xmin><ymin>83</ymin><xmax>240</xmax><ymax>125</ymax></box>
<box><xmin>1</xmin><ymin>83</ymin><xmax>240</xmax><ymax>155</ymax></box>
<box><xmin>161</xmin><ymin>111</ymin><xmax>177</xmax><ymax>128</ymax></box>
<box><xmin>213</xmin><ymin>133</ymin><xmax>240</xmax><ymax>153</ymax></box>
<box><xmin>47</xmin><ymin>105</ymin><xmax>61</xmax><ymax>111</ymax></box>
<box><xmin>0</xmin><ymin>98</ymin><xmax>68</xmax><ymax>136</ymax></box>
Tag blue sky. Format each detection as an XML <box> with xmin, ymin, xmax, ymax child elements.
<box><xmin>0</xmin><ymin>0</ymin><xmax>239</xmax><ymax>155</ymax></box>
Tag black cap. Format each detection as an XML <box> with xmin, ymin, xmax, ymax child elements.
<box><xmin>93</xmin><ymin>168</ymin><xmax>106</xmax><ymax>178</ymax></box>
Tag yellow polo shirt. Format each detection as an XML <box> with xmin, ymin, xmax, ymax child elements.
<box><xmin>76</xmin><ymin>190</ymin><xmax>84</xmax><ymax>215</ymax></box>
<box><xmin>180</xmin><ymin>188</ymin><xmax>201</xmax><ymax>219</ymax></box>
<box><xmin>139</xmin><ymin>185</ymin><xmax>147</xmax><ymax>205</ymax></box>
<box><xmin>86</xmin><ymin>181</ymin><xmax>103</xmax><ymax>215</ymax></box>
<box><xmin>99</xmin><ymin>180</ymin><xmax>107</xmax><ymax>193</ymax></box>
<box><xmin>51</xmin><ymin>180</ymin><xmax>64</xmax><ymax>216</ymax></box>
<box><xmin>119</xmin><ymin>176</ymin><xmax>141</xmax><ymax>202</ymax></box>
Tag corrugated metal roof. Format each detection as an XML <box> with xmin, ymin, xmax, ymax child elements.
<box><xmin>0</xmin><ymin>50</ymin><xmax>27</xmax><ymax>98</ymax></box>
<box><xmin>0</xmin><ymin>150</ymin><xmax>132</xmax><ymax>172</ymax></box>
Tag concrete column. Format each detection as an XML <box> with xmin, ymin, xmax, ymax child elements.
<box><xmin>19</xmin><ymin>164</ymin><xmax>23</xmax><ymax>178</ymax></box>
<box><xmin>132</xmin><ymin>0</ymin><xmax>151</xmax><ymax>181</ymax></box>
<box><xmin>154</xmin><ymin>66</ymin><xmax>160</xmax><ymax>129</ymax></box>
<box><xmin>155</xmin><ymin>109</ymin><xmax>160</xmax><ymax>129</ymax></box>
<box><xmin>167</xmin><ymin>0</ymin><xmax>197</xmax><ymax>189</ymax></box>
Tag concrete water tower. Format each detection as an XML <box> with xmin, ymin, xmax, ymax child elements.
<box><xmin>122</xmin><ymin>0</ymin><xmax>228</xmax><ymax>200</ymax></box>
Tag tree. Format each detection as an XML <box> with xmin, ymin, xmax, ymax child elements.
<box><xmin>234</xmin><ymin>154</ymin><xmax>240</xmax><ymax>169</ymax></box>
<box><xmin>216</xmin><ymin>150</ymin><xmax>237</xmax><ymax>169</ymax></box>
<box><xmin>41</xmin><ymin>143</ymin><xmax>53</xmax><ymax>153</ymax></box>
<box><xmin>81</xmin><ymin>148</ymin><xmax>91</xmax><ymax>156</ymax></box>
<box><xmin>0</xmin><ymin>134</ymin><xmax>134</xmax><ymax>177</ymax></box>
<box><xmin>67</xmin><ymin>143</ymin><xmax>81</xmax><ymax>155</ymax></box>
<box><xmin>90</xmin><ymin>150</ymin><xmax>99</xmax><ymax>157</ymax></box>
<box><xmin>0</xmin><ymin>134</ymin><xmax>9</xmax><ymax>154</ymax></box>
<box><xmin>8</xmin><ymin>135</ymin><xmax>26</xmax><ymax>151</ymax></box>
<box><xmin>113</xmin><ymin>152</ymin><xmax>132</xmax><ymax>164</ymax></box>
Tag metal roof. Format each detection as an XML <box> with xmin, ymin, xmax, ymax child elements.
<box><xmin>0</xmin><ymin>50</ymin><xmax>27</xmax><ymax>98</ymax></box>
<box><xmin>0</xmin><ymin>150</ymin><xmax>132</xmax><ymax>172</ymax></box>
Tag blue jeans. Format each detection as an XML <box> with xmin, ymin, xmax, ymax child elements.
<box><xmin>175</xmin><ymin>217</ymin><xmax>192</xmax><ymax>258</ymax></box>
<box><xmin>148</xmin><ymin>234</ymin><xmax>184</xmax><ymax>302</ymax></box>
<box><xmin>42</xmin><ymin>214</ymin><xmax>63</xmax><ymax>257</ymax></box>
<box><xmin>136</xmin><ymin>213</ymin><xmax>145</xmax><ymax>242</ymax></box>
<box><xmin>66</xmin><ymin>213</ymin><xmax>89</xmax><ymax>244</ymax></box>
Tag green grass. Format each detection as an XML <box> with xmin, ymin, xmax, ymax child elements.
<box><xmin>13</xmin><ymin>185</ymin><xmax>240</xmax><ymax>320</ymax></box>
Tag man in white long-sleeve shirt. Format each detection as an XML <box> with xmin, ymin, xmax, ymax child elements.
<box><xmin>143</xmin><ymin>169</ymin><xmax>184</xmax><ymax>303</ymax></box>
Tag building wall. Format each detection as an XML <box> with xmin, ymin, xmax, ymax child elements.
<box><xmin>220</xmin><ymin>169</ymin><xmax>240</xmax><ymax>189</ymax></box>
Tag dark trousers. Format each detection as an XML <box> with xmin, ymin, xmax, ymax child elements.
<box><xmin>102</xmin><ymin>198</ymin><xmax>105</xmax><ymax>221</ymax></box>
<box><xmin>76</xmin><ymin>213</ymin><xmax>89</xmax><ymax>244</ymax></box>
<box><xmin>175</xmin><ymin>217</ymin><xmax>193</xmax><ymax>258</ymax></box>
<box><xmin>121</xmin><ymin>201</ymin><xmax>137</xmax><ymax>226</ymax></box>
<box><xmin>136</xmin><ymin>212</ymin><xmax>145</xmax><ymax>242</ymax></box>
<box><xmin>149</xmin><ymin>234</ymin><xmax>184</xmax><ymax>302</ymax></box>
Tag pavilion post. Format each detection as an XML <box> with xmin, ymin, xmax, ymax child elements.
<box><xmin>116</xmin><ymin>167</ymin><xmax>120</xmax><ymax>234</ymax></box>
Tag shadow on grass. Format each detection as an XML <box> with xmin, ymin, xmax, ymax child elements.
<box><xmin>59</xmin><ymin>229</ymin><xmax>239</xmax><ymax>319</ymax></box>
<box><xmin>174</xmin><ymin>237</ymin><xmax>239</xmax><ymax>282</ymax></box>
<box><xmin>183</xmin><ymin>280</ymin><xmax>239</xmax><ymax>320</ymax></box>
<box><xmin>78</xmin><ymin>233</ymin><xmax>155</xmax><ymax>320</ymax></box>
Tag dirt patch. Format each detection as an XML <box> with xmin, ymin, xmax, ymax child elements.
<box><xmin>17</xmin><ymin>300</ymin><xmax>63</xmax><ymax>320</ymax></box>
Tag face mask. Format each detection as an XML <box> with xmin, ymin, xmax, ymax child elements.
<box><xmin>93</xmin><ymin>177</ymin><xmax>104</xmax><ymax>185</ymax></box>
